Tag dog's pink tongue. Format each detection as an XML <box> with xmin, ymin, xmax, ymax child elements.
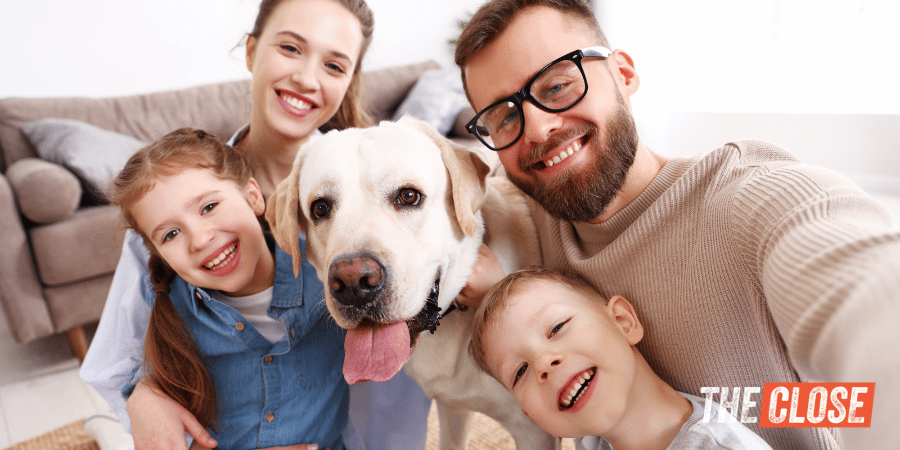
<box><xmin>343</xmin><ymin>322</ymin><xmax>411</xmax><ymax>384</ymax></box>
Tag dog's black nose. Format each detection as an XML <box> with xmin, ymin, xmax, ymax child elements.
<box><xmin>328</xmin><ymin>255</ymin><xmax>385</xmax><ymax>308</ymax></box>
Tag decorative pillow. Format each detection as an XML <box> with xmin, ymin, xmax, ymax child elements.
<box><xmin>21</xmin><ymin>118</ymin><xmax>146</xmax><ymax>199</ymax></box>
<box><xmin>6</xmin><ymin>158</ymin><xmax>82</xmax><ymax>224</ymax></box>
<box><xmin>362</xmin><ymin>60</ymin><xmax>441</xmax><ymax>123</ymax></box>
<box><xmin>392</xmin><ymin>67</ymin><xmax>469</xmax><ymax>135</ymax></box>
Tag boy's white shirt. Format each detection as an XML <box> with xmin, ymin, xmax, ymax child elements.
<box><xmin>575</xmin><ymin>392</ymin><xmax>772</xmax><ymax>450</ymax></box>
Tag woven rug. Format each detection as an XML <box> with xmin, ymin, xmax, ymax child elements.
<box><xmin>425</xmin><ymin>404</ymin><xmax>517</xmax><ymax>449</ymax></box>
<box><xmin>2</xmin><ymin>420</ymin><xmax>98</xmax><ymax>450</ymax></box>
<box><xmin>4</xmin><ymin>407</ymin><xmax>573</xmax><ymax>450</ymax></box>
<box><xmin>424</xmin><ymin>403</ymin><xmax>576</xmax><ymax>449</ymax></box>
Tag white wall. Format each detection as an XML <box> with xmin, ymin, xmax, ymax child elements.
<box><xmin>0</xmin><ymin>0</ymin><xmax>483</xmax><ymax>98</ymax></box>
<box><xmin>2</xmin><ymin>0</ymin><xmax>898</xmax><ymax>183</ymax></box>
<box><xmin>595</xmin><ymin>0</ymin><xmax>900</xmax><ymax>182</ymax></box>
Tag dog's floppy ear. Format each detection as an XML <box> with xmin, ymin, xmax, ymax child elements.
<box><xmin>265</xmin><ymin>153</ymin><xmax>305</xmax><ymax>277</ymax></box>
<box><xmin>402</xmin><ymin>116</ymin><xmax>489</xmax><ymax>237</ymax></box>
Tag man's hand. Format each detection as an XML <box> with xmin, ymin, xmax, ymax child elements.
<box><xmin>128</xmin><ymin>378</ymin><xmax>217</xmax><ymax>450</ymax></box>
<box><xmin>456</xmin><ymin>243</ymin><xmax>505</xmax><ymax>309</ymax></box>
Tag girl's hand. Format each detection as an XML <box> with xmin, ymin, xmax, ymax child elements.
<box><xmin>455</xmin><ymin>243</ymin><xmax>505</xmax><ymax>310</ymax></box>
<box><xmin>128</xmin><ymin>378</ymin><xmax>218</xmax><ymax>450</ymax></box>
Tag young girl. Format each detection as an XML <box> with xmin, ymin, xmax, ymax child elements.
<box><xmin>81</xmin><ymin>0</ymin><xmax>433</xmax><ymax>448</ymax></box>
<box><xmin>111</xmin><ymin>128</ymin><xmax>347</xmax><ymax>450</ymax></box>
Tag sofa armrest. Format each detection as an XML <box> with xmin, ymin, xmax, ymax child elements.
<box><xmin>0</xmin><ymin>171</ymin><xmax>55</xmax><ymax>343</ymax></box>
<box><xmin>6</xmin><ymin>158</ymin><xmax>82</xmax><ymax>224</ymax></box>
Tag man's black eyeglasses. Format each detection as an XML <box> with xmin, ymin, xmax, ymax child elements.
<box><xmin>465</xmin><ymin>46</ymin><xmax>612</xmax><ymax>151</ymax></box>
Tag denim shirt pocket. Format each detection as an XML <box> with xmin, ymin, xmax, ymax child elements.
<box><xmin>292</xmin><ymin>311</ymin><xmax>346</xmax><ymax>390</ymax></box>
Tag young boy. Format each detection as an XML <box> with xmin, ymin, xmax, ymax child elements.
<box><xmin>469</xmin><ymin>267</ymin><xmax>772</xmax><ymax>450</ymax></box>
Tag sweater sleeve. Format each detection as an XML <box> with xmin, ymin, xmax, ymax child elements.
<box><xmin>730</xmin><ymin>154</ymin><xmax>900</xmax><ymax>449</ymax></box>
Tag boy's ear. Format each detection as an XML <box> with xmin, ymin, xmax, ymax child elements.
<box><xmin>607</xmin><ymin>295</ymin><xmax>644</xmax><ymax>345</ymax></box>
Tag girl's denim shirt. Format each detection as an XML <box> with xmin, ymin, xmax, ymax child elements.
<box><xmin>132</xmin><ymin>236</ymin><xmax>348</xmax><ymax>450</ymax></box>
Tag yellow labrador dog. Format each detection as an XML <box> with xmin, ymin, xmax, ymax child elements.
<box><xmin>266</xmin><ymin>117</ymin><xmax>556</xmax><ymax>449</ymax></box>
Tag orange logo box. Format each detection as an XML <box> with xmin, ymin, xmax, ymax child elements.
<box><xmin>760</xmin><ymin>383</ymin><xmax>875</xmax><ymax>428</ymax></box>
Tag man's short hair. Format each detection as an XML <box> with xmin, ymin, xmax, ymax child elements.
<box><xmin>454</xmin><ymin>0</ymin><xmax>609</xmax><ymax>100</ymax></box>
<box><xmin>468</xmin><ymin>266</ymin><xmax>605</xmax><ymax>379</ymax></box>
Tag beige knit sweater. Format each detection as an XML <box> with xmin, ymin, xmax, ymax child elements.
<box><xmin>528</xmin><ymin>140</ymin><xmax>900</xmax><ymax>449</ymax></box>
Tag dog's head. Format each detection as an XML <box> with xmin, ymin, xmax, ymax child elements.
<box><xmin>266</xmin><ymin>116</ymin><xmax>491</xmax><ymax>383</ymax></box>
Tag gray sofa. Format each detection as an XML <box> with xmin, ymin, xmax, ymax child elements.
<box><xmin>0</xmin><ymin>60</ymin><xmax>474</xmax><ymax>360</ymax></box>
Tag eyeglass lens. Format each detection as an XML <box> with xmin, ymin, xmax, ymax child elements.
<box><xmin>474</xmin><ymin>58</ymin><xmax>586</xmax><ymax>149</ymax></box>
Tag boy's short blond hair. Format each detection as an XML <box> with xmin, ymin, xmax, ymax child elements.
<box><xmin>468</xmin><ymin>267</ymin><xmax>605</xmax><ymax>379</ymax></box>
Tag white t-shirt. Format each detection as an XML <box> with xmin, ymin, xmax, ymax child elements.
<box><xmin>211</xmin><ymin>287</ymin><xmax>286</xmax><ymax>344</ymax></box>
<box><xmin>576</xmin><ymin>392</ymin><xmax>772</xmax><ymax>450</ymax></box>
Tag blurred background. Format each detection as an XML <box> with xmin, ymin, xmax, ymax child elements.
<box><xmin>2</xmin><ymin>0</ymin><xmax>897</xmax><ymax>179</ymax></box>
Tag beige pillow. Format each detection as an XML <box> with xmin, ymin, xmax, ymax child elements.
<box><xmin>6</xmin><ymin>158</ymin><xmax>82</xmax><ymax>224</ymax></box>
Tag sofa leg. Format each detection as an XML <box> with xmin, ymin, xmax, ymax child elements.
<box><xmin>66</xmin><ymin>326</ymin><xmax>89</xmax><ymax>362</ymax></box>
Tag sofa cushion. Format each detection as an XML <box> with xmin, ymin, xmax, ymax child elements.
<box><xmin>362</xmin><ymin>61</ymin><xmax>441</xmax><ymax>123</ymax></box>
<box><xmin>44</xmin><ymin>274</ymin><xmax>113</xmax><ymax>332</ymax></box>
<box><xmin>21</xmin><ymin>119</ymin><xmax>146</xmax><ymax>200</ymax></box>
<box><xmin>28</xmin><ymin>205</ymin><xmax>124</xmax><ymax>286</ymax></box>
<box><xmin>6</xmin><ymin>158</ymin><xmax>82</xmax><ymax>224</ymax></box>
<box><xmin>392</xmin><ymin>67</ymin><xmax>469</xmax><ymax>135</ymax></box>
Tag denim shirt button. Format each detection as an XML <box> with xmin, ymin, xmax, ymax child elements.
<box><xmin>194</xmin><ymin>291</ymin><xmax>202</xmax><ymax>300</ymax></box>
<box><xmin>264</xmin><ymin>355</ymin><xmax>273</xmax><ymax>364</ymax></box>
<box><xmin>265</xmin><ymin>412</ymin><xmax>275</xmax><ymax>422</ymax></box>
<box><xmin>236</xmin><ymin>322</ymin><xmax>245</xmax><ymax>331</ymax></box>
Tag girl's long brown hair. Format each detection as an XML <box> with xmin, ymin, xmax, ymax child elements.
<box><xmin>249</xmin><ymin>0</ymin><xmax>375</xmax><ymax>132</ymax></box>
<box><xmin>111</xmin><ymin>128</ymin><xmax>254</xmax><ymax>431</ymax></box>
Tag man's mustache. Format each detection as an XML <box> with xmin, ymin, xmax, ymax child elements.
<box><xmin>520</xmin><ymin>122</ymin><xmax>599</xmax><ymax>173</ymax></box>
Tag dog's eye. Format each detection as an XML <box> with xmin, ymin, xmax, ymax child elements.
<box><xmin>395</xmin><ymin>187</ymin><xmax>423</xmax><ymax>208</ymax></box>
<box><xmin>310</xmin><ymin>199</ymin><xmax>332</xmax><ymax>221</ymax></box>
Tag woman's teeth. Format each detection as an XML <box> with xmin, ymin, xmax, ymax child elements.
<box><xmin>280</xmin><ymin>93</ymin><xmax>313</xmax><ymax>110</ymax></box>
<box><xmin>560</xmin><ymin>368</ymin><xmax>596</xmax><ymax>409</ymax></box>
<box><xmin>543</xmin><ymin>141</ymin><xmax>582</xmax><ymax>168</ymax></box>
<box><xmin>204</xmin><ymin>243</ymin><xmax>237</xmax><ymax>270</ymax></box>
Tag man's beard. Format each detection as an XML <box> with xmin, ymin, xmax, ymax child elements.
<box><xmin>506</xmin><ymin>93</ymin><xmax>639</xmax><ymax>222</ymax></box>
